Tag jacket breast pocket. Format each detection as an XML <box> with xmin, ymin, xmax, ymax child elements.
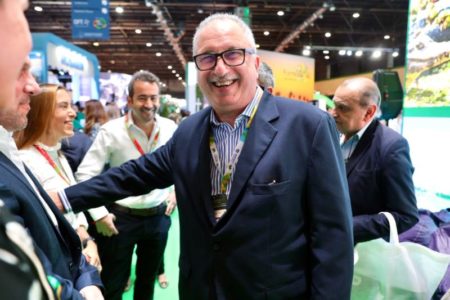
<box><xmin>249</xmin><ymin>180</ymin><xmax>291</xmax><ymax>196</ymax></box>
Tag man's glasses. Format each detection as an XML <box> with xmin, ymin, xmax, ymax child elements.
<box><xmin>193</xmin><ymin>48</ymin><xmax>256</xmax><ymax>71</ymax></box>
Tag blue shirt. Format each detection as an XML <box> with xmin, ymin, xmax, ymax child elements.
<box><xmin>209</xmin><ymin>87</ymin><xmax>261</xmax><ymax>196</ymax></box>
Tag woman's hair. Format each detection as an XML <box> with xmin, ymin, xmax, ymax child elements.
<box><xmin>15</xmin><ymin>84</ymin><xmax>65</xmax><ymax>149</ymax></box>
<box><xmin>84</xmin><ymin>99</ymin><xmax>108</xmax><ymax>136</ymax></box>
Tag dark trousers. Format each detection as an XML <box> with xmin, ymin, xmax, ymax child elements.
<box><xmin>96</xmin><ymin>208</ymin><xmax>170</xmax><ymax>300</ymax></box>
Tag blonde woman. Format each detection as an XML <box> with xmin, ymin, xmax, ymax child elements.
<box><xmin>15</xmin><ymin>84</ymin><xmax>102</xmax><ymax>271</ymax></box>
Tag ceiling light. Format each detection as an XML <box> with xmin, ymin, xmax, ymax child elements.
<box><xmin>115</xmin><ymin>7</ymin><xmax>124</xmax><ymax>14</ymax></box>
<box><xmin>156</xmin><ymin>52</ymin><xmax>162</xmax><ymax>57</ymax></box>
<box><xmin>355</xmin><ymin>50</ymin><xmax>363</xmax><ymax>57</ymax></box>
<box><xmin>264</xmin><ymin>31</ymin><xmax>270</xmax><ymax>36</ymax></box>
<box><xmin>338</xmin><ymin>50</ymin><xmax>346</xmax><ymax>56</ymax></box>
<box><xmin>305</xmin><ymin>45</ymin><xmax>311</xmax><ymax>50</ymax></box>
<box><xmin>108</xmin><ymin>70</ymin><xmax>112</xmax><ymax>73</ymax></box>
<box><xmin>168</xmin><ymin>65</ymin><xmax>172</xmax><ymax>69</ymax></box>
<box><xmin>324</xmin><ymin>55</ymin><xmax>330</xmax><ymax>60</ymax></box>
<box><xmin>372</xmin><ymin>50</ymin><xmax>382</xmax><ymax>59</ymax></box>
<box><xmin>34</xmin><ymin>6</ymin><xmax>43</xmax><ymax>12</ymax></box>
<box><xmin>302</xmin><ymin>49</ymin><xmax>311</xmax><ymax>56</ymax></box>
<box><xmin>110</xmin><ymin>60</ymin><xmax>115</xmax><ymax>64</ymax></box>
<box><xmin>324</xmin><ymin>32</ymin><xmax>331</xmax><ymax>38</ymax></box>
<box><xmin>392</xmin><ymin>51</ymin><xmax>399</xmax><ymax>57</ymax></box>
<box><xmin>255</xmin><ymin>44</ymin><xmax>260</xmax><ymax>48</ymax></box>
<box><xmin>323</xmin><ymin>50</ymin><xmax>329</xmax><ymax>54</ymax></box>
<box><xmin>93</xmin><ymin>42</ymin><xmax>99</xmax><ymax>47</ymax></box>
<box><xmin>178</xmin><ymin>77</ymin><xmax>182</xmax><ymax>80</ymax></box>
<box><xmin>346</xmin><ymin>50</ymin><xmax>352</xmax><ymax>56</ymax></box>
<box><xmin>352</xmin><ymin>12</ymin><xmax>360</xmax><ymax>18</ymax></box>
<box><xmin>329</xmin><ymin>3</ymin><xmax>336</xmax><ymax>12</ymax></box>
<box><xmin>135</xmin><ymin>29</ymin><xmax>142</xmax><ymax>34</ymax></box>
<box><xmin>172</xmin><ymin>70</ymin><xmax>176</xmax><ymax>74</ymax></box>
<box><xmin>146</xmin><ymin>42</ymin><xmax>152</xmax><ymax>47</ymax></box>
<box><xmin>277</xmin><ymin>11</ymin><xmax>285</xmax><ymax>16</ymax></box>
<box><xmin>197</xmin><ymin>9</ymin><xmax>203</xmax><ymax>14</ymax></box>
<box><xmin>384</xmin><ymin>35</ymin><xmax>390</xmax><ymax>40</ymax></box>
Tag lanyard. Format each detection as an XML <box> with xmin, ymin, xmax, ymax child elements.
<box><xmin>125</xmin><ymin>114</ymin><xmax>160</xmax><ymax>156</ymax></box>
<box><xmin>209</xmin><ymin>88</ymin><xmax>263</xmax><ymax>195</ymax></box>
<box><xmin>33</xmin><ymin>144</ymin><xmax>70</xmax><ymax>185</ymax></box>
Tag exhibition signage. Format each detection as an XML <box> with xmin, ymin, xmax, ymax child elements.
<box><xmin>258</xmin><ymin>50</ymin><xmax>315</xmax><ymax>101</ymax></box>
<box><xmin>72</xmin><ymin>0</ymin><xmax>110</xmax><ymax>40</ymax></box>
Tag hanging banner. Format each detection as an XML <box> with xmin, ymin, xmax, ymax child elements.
<box><xmin>72</xmin><ymin>0</ymin><xmax>110</xmax><ymax>40</ymax></box>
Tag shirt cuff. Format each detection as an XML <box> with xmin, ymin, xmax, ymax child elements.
<box><xmin>58</xmin><ymin>190</ymin><xmax>72</xmax><ymax>213</ymax></box>
<box><xmin>88</xmin><ymin>207</ymin><xmax>109</xmax><ymax>222</ymax></box>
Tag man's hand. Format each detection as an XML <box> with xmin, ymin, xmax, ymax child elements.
<box><xmin>95</xmin><ymin>213</ymin><xmax>119</xmax><ymax>237</ymax></box>
<box><xmin>165</xmin><ymin>192</ymin><xmax>177</xmax><ymax>216</ymax></box>
<box><xmin>79</xmin><ymin>285</ymin><xmax>104</xmax><ymax>300</ymax></box>
<box><xmin>82</xmin><ymin>240</ymin><xmax>102</xmax><ymax>273</ymax></box>
<box><xmin>47</xmin><ymin>191</ymin><xmax>65</xmax><ymax>212</ymax></box>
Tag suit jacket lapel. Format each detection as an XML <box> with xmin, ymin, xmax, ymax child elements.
<box><xmin>227</xmin><ymin>93</ymin><xmax>278</xmax><ymax>209</ymax></box>
<box><xmin>194</xmin><ymin>109</ymin><xmax>216</xmax><ymax>225</ymax></box>
<box><xmin>345</xmin><ymin>120</ymin><xmax>378</xmax><ymax>176</ymax></box>
<box><xmin>0</xmin><ymin>152</ymin><xmax>40</xmax><ymax>197</ymax></box>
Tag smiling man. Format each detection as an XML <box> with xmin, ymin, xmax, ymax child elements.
<box><xmin>56</xmin><ymin>13</ymin><xmax>354</xmax><ymax>300</ymax></box>
<box><xmin>75</xmin><ymin>71</ymin><xmax>177</xmax><ymax>300</ymax></box>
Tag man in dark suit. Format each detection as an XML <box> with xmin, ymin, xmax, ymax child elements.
<box><xmin>56</xmin><ymin>13</ymin><xmax>354</xmax><ymax>299</ymax></box>
<box><xmin>331</xmin><ymin>77</ymin><xmax>418</xmax><ymax>244</ymax></box>
<box><xmin>0</xmin><ymin>58</ymin><xmax>103</xmax><ymax>299</ymax></box>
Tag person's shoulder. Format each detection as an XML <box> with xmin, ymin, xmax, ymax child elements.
<box><xmin>101</xmin><ymin>115</ymin><xmax>126</xmax><ymax>131</ymax></box>
<box><xmin>18</xmin><ymin>147</ymin><xmax>39</xmax><ymax>161</ymax></box>
<box><xmin>157</xmin><ymin>115</ymin><xmax>178</xmax><ymax>128</ymax></box>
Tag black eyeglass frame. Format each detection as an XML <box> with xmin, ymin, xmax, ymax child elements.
<box><xmin>193</xmin><ymin>48</ymin><xmax>256</xmax><ymax>71</ymax></box>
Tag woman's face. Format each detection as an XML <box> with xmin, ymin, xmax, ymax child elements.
<box><xmin>49</xmin><ymin>89</ymin><xmax>75</xmax><ymax>141</ymax></box>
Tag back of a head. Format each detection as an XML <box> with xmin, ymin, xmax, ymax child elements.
<box><xmin>258</xmin><ymin>62</ymin><xmax>274</xmax><ymax>90</ymax></box>
<box><xmin>84</xmin><ymin>100</ymin><xmax>108</xmax><ymax>135</ymax></box>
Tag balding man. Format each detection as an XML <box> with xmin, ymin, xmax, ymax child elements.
<box><xmin>331</xmin><ymin>77</ymin><xmax>418</xmax><ymax>244</ymax></box>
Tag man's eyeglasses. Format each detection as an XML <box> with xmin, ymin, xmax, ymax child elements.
<box><xmin>193</xmin><ymin>48</ymin><xmax>256</xmax><ymax>71</ymax></box>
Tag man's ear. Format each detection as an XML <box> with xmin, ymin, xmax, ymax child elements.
<box><xmin>364</xmin><ymin>104</ymin><xmax>378</xmax><ymax>121</ymax></box>
<box><xmin>127</xmin><ymin>96</ymin><xmax>132</xmax><ymax>106</ymax></box>
<box><xmin>254</xmin><ymin>55</ymin><xmax>260</xmax><ymax>71</ymax></box>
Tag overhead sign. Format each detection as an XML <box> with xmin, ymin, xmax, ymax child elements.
<box><xmin>72</xmin><ymin>0</ymin><xmax>110</xmax><ymax>40</ymax></box>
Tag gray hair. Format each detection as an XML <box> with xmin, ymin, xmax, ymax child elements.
<box><xmin>192</xmin><ymin>13</ymin><xmax>256</xmax><ymax>55</ymax></box>
<box><xmin>128</xmin><ymin>70</ymin><xmax>160</xmax><ymax>98</ymax></box>
<box><xmin>258</xmin><ymin>62</ymin><xmax>274</xmax><ymax>89</ymax></box>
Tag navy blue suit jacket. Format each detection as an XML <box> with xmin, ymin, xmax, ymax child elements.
<box><xmin>66</xmin><ymin>93</ymin><xmax>354</xmax><ymax>300</ymax></box>
<box><xmin>0</xmin><ymin>152</ymin><xmax>102</xmax><ymax>300</ymax></box>
<box><xmin>347</xmin><ymin>120</ymin><xmax>418</xmax><ymax>244</ymax></box>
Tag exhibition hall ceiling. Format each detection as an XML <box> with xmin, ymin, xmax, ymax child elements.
<box><xmin>26</xmin><ymin>0</ymin><xmax>409</xmax><ymax>86</ymax></box>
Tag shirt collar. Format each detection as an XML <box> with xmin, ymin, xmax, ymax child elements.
<box><xmin>210</xmin><ymin>86</ymin><xmax>263</xmax><ymax>127</ymax></box>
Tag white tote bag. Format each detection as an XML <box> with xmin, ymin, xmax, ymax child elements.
<box><xmin>351</xmin><ymin>212</ymin><xmax>450</xmax><ymax>300</ymax></box>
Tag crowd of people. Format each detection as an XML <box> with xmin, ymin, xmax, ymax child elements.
<box><xmin>0</xmin><ymin>1</ymin><xmax>419</xmax><ymax>300</ymax></box>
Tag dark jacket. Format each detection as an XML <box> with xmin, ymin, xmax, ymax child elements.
<box><xmin>66</xmin><ymin>92</ymin><xmax>354</xmax><ymax>300</ymax></box>
<box><xmin>347</xmin><ymin>120</ymin><xmax>418</xmax><ymax>244</ymax></box>
<box><xmin>0</xmin><ymin>153</ymin><xmax>102</xmax><ymax>300</ymax></box>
